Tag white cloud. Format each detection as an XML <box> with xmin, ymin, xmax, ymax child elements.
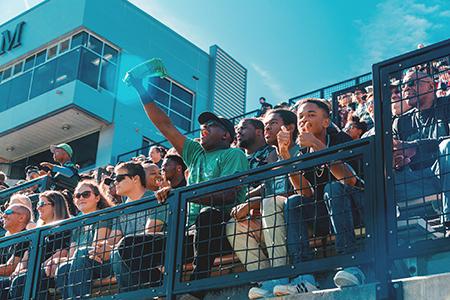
<box><xmin>411</xmin><ymin>3</ymin><xmax>439</xmax><ymax>14</ymax></box>
<box><xmin>23</xmin><ymin>0</ymin><xmax>30</xmax><ymax>9</ymax></box>
<box><xmin>355</xmin><ymin>0</ymin><xmax>442</xmax><ymax>73</ymax></box>
<box><xmin>440</xmin><ymin>10</ymin><xmax>450</xmax><ymax>17</ymax></box>
<box><xmin>251</xmin><ymin>63</ymin><xmax>288</xmax><ymax>101</ymax></box>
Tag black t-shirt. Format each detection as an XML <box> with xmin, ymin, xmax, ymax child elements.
<box><xmin>393</xmin><ymin>96</ymin><xmax>450</xmax><ymax>170</ymax></box>
<box><xmin>301</xmin><ymin>129</ymin><xmax>362</xmax><ymax>200</ymax></box>
<box><xmin>0</xmin><ymin>239</ymin><xmax>29</xmax><ymax>264</ymax></box>
<box><xmin>42</xmin><ymin>230</ymin><xmax>72</xmax><ymax>261</ymax></box>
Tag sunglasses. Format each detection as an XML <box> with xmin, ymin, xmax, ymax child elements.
<box><xmin>74</xmin><ymin>191</ymin><xmax>93</xmax><ymax>199</ymax></box>
<box><xmin>37</xmin><ymin>201</ymin><xmax>53</xmax><ymax>208</ymax></box>
<box><xmin>114</xmin><ymin>174</ymin><xmax>133</xmax><ymax>183</ymax></box>
<box><xmin>3</xmin><ymin>209</ymin><xmax>15</xmax><ymax>216</ymax></box>
<box><xmin>402</xmin><ymin>79</ymin><xmax>428</xmax><ymax>88</ymax></box>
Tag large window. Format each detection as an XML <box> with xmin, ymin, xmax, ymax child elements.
<box><xmin>0</xmin><ymin>30</ymin><xmax>119</xmax><ymax>113</ymax></box>
<box><xmin>149</xmin><ymin>78</ymin><xmax>195</xmax><ymax>132</ymax></box>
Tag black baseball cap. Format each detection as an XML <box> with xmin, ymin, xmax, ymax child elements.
<box><xmin>198</xmin><ymin>112</ymin><xmax>236</xmax><ymax>140</ymax></box>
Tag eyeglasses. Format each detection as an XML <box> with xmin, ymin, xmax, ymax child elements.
<box><xmin>114</xmin><ymin>174</ymin><xmax>133</xmax><ymax>183</ymax></box>
<box><xmin>74</xmin><ymin>191</ymin><xmax>93</xmax><ymax>199</ymax></box>
<box><xmin>36</xmin><ymin>201</ymin><xmax>53</xmax><ymax>208</ymax></box>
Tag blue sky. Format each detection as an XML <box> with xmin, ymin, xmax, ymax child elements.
<box><xmin>1</xmin><ymin>0</ymin><xmax>449</xmax><ymax>112</ymax></box>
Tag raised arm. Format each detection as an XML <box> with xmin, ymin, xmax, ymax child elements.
<box><xmin>129</xmin><ymin>75</ymin><xmax>186</xmax><ymax>154</ymax></box>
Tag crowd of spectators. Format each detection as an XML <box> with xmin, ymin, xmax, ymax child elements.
<box><xmin>0</xmin><ymin>52</ymin><xmax>448</xmax><ymax>300</ymax></box>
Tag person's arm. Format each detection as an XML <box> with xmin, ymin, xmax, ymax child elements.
<box><xmin>277</xmin><ymin>126</ymin><xmax>314</xmax><ymax>197</ymax></box>
<box><xmin>230</xmin><ymin>197</ymin><xmax>261</xmax><ymax>221</ymax></box>
<box><xmin>145</xmin><ymin>219</ymin><xmax>165</xmax><ymax>234</ymax></box>
<box><xmin>129</xmin><ymin>76</ymin><xmax>186</xmax><ymax>154</ymax></box>
<box><xmin>299</xmin><ymin>131</ymin><xmax>357</xmax><ymax>186</ymax></box>
<box><xmin>0</xmin><ymin>255</ymin><xmax>21</xmax><ymax>277</ymax></box>
<box><xmin>89</xmin><ymin>226</ymin><xmax>113</xmax><ymax>263</ymax></box>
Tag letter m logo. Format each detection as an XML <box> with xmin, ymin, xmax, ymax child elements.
<box><xmin>0</xmin><ymin>22</ymin><xmax>25</xmax><ymax>55</ymax></box>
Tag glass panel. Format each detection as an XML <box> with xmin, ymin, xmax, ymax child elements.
<box><xmin>55</xmin><ymin>48</ymin><xmax>80</xmax><ymax>87</ymax></box>
<box><xmin>47</xmin><ymin>45</ymin><xmax>57</xmax><ymax>60</ymax></box>
<box><xmin>103</xmin><ymin>44</ymin><xmax>118</xmax><ymax>64</ymax></box>
<box><xmin>30</xmin><ymin>59</ymin><xmax>57</xmax><ymax>98</ymax></box>
<box><xmin>170</xmin><ymin>112</ymin><xmax>190</xmax><ymax>131</ymax></box>
<box><xmin>99</xmin><ymin>59</ymin><xmax>116</xmax><ymax>92</ymax></box>
<box><xmin>151</xmin><ymin>86</ymin><xmax>169</xmax><ymax>107</ymax></box>
<box><xmin>171</xmin><ymin>96</ymin><xmax>192</xmax><ymax>118</ymax></box>
<box><xmin>24</xmin><ymin>55</ymin><xmax>35</xmax><ymax>72</ymax></box>
<box><xmin>151</xmin><ymin>77</ymin><xmax>170</xmax><ymax>92</ymax></box>
<box><xmin>88</xmin><ymin>35</ymin><xmax>103</xmax><ymax>55</ymax></box>
<box><xmin>0</xmin><ymin>81</ymin><xmax>11</xmax><ymax>112</ymax></box>
<box><xmin>78</xmin><ymin>48</ymin><xmax>100</xmax><ymax>89</ymax></box>
<box><xmin>2</xmin><ymin>68</ymin><xmax>12</xmax><ymax>81</ymax></box>
<box><xmin>35</xmin><ymin>50</ymin><xmax>46</xmax><ymax>66</ymax></box>
<box><xmin>8</xmin><ymin>72</ymin><xmax>32</xmax><ymax>107</ymax></box>
<box><xmin>13</xmin><ymin>62</ymin><xmax>23</xmax><ymax>76</ymax></box>
<box><xmin>71</xmin><ymin>31</ymin><xmax>88</xmax><ymax>49</ymax></box>
<box><xmin>171</xmin><ymin>83</ymin><xmax>193</xmax><ymax>105</ymax></box>
<box><xmin>59</xmin><ymin>39</ymin><xmax>70</xmax><ymax>54</ymax></box>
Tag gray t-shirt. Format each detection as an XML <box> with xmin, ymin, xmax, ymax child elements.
<box><xmin>112</xmin><ymin>191</ymin><xmax>168</xmax><ymax>236</ymax></box>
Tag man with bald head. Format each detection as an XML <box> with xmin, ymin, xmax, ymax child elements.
<box><xmin>0</xmin><ymin>204</ymin><xmax>31</xmax><ymax>298</ymax></box>
<box><xmin>393</xmin><ymin>69</ymin><xmax>450</xmax><ymax>229</ymax></box>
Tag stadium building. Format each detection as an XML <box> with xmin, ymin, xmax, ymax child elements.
<box><xmin>0</xmin><ymin>0</ymin><xmax>247</xmax><ymax>179</ymax></box>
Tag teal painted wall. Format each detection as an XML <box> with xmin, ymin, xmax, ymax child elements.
<box><xmin>0</xmin><ymin>0</ymin><xmax>214</xmax><ymax>167</ymax></box>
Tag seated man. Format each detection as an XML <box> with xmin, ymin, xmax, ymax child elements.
<box><xmin>40</xmin><ymin>143</ymin><xmax>80</xmax><ymax>190</ymax></box>
<box><xmin>273</xmin><ymin>99</ymin><xmax>364</xmax><ymax>296</ymax></box>
<box><xmin>110</xmin><ymin>162</ymin><xmax>167</xmax><ymax>292</ymax></box>
<box><xmin>392</xmin><ymin>70</ymin><xmax>450</xmax><ymax>227</ymax></box>
<box><xmin>227</xmin><ymin>109</ymin><xmax>303</xmax><ymax>299</ymax></box>
<box><xmin>0</xmin><ymin>204</ymin><xmax>31</xmax><ymax>299</ymax></box>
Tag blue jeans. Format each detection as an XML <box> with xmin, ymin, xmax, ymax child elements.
<box><xmin>285</xmin><ymin>195</ymin><xmax>330</xmax><ymax>263</ymax></box>
<box><xmin>9</xmin><ymin>268</ymin><xmax>52</xmax><ymax>300</ymax></box>
<box><xmin>0</xmin><ymin>277</ymin><xmax>11</xmax><ymax>300</ymax></box>
<box><xmin>55</xmin><ymin>247</ymin><xmax>113</xmax><ymax>299</ymax></box>
<box><xmin>111</xmin><ymin>234</ymin><xmax>166</xmax><ymax>292</ymax></box>
<box><xmin>324</xmin><ymin>181</ymin><xmax>364</xmax><ymax>254</ymax></box>
<box><xmin>394</xmin><ymin>139</ymin><xmax>450</xmax><ymax>223</ymax></box>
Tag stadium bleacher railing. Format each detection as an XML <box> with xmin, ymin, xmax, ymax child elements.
<box><xmin>0</xmin><ymin>38</ymin><xmax>449</xmax><ymax>299</ymax></box>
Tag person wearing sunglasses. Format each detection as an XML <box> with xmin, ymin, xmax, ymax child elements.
<box><xmin>9</xmin><ymin>191</ymin><xmax>71</xmax><ymax>300</ymax></box>
<box><xmin>55</xmin><ymin>180</ymin><xmax>114</xmax><ymax>298</ymax></box>
<box><xmin>393</xmin><ymin>69</ymin><xmax>450</xmax><ymax>233</ymax></box>
<box><xmin>110</xmin><ymin>161</ymin><xmax>167</xmax><ymax>292</ymax></box>
<box><xmin>5</xmin><ymin>194</ymin><xmax>36</xmax><ymax>233</ymax></box>
<box><xmin>0</xmin><ymin>204</ymin><xmax>32</xmax><ymax>299</ymax></box>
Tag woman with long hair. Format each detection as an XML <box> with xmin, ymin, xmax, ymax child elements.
<box><xmin>9</xmin><ymin>191</ymin><xmax>72</xmax><ymax>299</ymax></box>
<box><xmin>55</xmin><ymin>180</ymin><xmax>115</xmax><ymax>298</ymax></box>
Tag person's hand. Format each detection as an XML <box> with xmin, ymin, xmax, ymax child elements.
<box><xmin>277</xmin><ymin>126</ymin><xmax>292</xmax><ymax>159</ymax></box>
<box><xmin>155</xmin><ymin>186</ymin><xmax>172</xmax><ymax>203</ymax></box>
<box><xmin>392</xmin><ymin>139</ymin><xmax>416</xmax><ymax>169</ymax></box>
<box><xmin>40</xmin><ymin>162</ymin><xmax>55</xmax><ymax>170</ymax></box>
<box><xmin>44</xmin><ymin>258</ymin><xmax>60</xmax><ymax>277</ymax></box>
<box><xmin>89</xmin><ymin>240</ymin><xmax>113</xmax><ymax>263</ymax></box>
<box><xmin>230</xmin><ymin>202</ymin><xmax>250</xmax><ymax>221</ymax></box>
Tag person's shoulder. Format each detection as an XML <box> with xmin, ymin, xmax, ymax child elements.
<box><xmin>224</xmin><ymin>147</ymin><xmax>247</xmax><ymax>158</ymax></box>
<box><xmin>330</xmin><ymin>130</ymin><xmax>353</xmax><ymax>145</ymax></box>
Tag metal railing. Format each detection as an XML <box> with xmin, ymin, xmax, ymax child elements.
<box><xmin>0</xmin><ymin>39</ymin><xmax>449</xmax><ymax>300</ymax></box>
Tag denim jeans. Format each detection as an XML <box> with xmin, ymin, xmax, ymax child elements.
<box><xmin>55</xmin><ymin>247</ymin><xmax>113</xmax><ymax>299</ymax></box>
<box><xmin>111</xmin><ymin>234</ymin><xmax>166</xmax><ymax>292</ymax></box>
<box><xmin>394</xmin><ymin>139</ymin><xmax>450</xmax><ymax>223</ymax></box>
<box><xmin>324</xmin><ymin>181</ymin><xmax>364</xmax><ymax>254</ymax></box>
<box><xmin>9</xmin><ymin>268</ymin><xmax>52</xmax><ymax>300</ymax></box>
<box><xmin>284</xmin><ymin>194</ymin><xmax>330</xmax><ymax>263</ymax></box>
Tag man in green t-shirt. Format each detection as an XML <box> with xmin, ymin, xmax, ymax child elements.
<box><xmin>128</xmin><ymin>75</ymin><xmax>249</xmax><ymax>283</ymax></box>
